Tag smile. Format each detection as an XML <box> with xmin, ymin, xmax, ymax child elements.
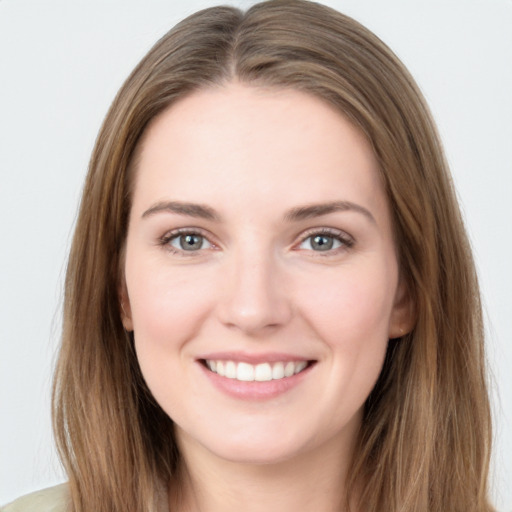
<box><xmin>204</xmin><ymin>360</ymin><xmax>310</xmax><ymax>382</ymax></box>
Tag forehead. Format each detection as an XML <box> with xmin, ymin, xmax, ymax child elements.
<box><xmin>131</xmin><ymin>83</ymin><xmax>386</xmax><ymax>219</ymax></box>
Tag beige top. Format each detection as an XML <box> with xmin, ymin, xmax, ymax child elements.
<box><xmin>1</xmin><ymin>484</ymin><xmax>69</xmax><ymax>512</ymax></box>
<box><xmin>1</xmin><ymin>483</ymin><xmax>170</xmax><ymax>512</ymax></box>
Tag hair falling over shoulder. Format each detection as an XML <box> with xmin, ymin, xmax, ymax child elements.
<box><xmin>52</xmin><ymin>1</ymin><xmax>494</xmax><ymax>511</ymax></box>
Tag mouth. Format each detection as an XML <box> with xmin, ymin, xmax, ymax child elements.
<box><xmin>200</xmin><ymin>359</ymin><xmax>315</xmax><ymax>382</ymax></box>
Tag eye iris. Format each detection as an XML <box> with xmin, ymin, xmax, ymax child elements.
<box><xmin>180</xmin><ymin>234</ymin><xmax>203</xmax><ymax>250</ymax></box>
<box><xmin>311</xmin><ymin>235</ymin><xmax>334</xmax><ymax>251</ymax></box>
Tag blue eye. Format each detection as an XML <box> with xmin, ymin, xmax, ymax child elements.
<box><xmin>300</xmin><ymin>234</ymin><xmax>342</xmax><ymax>251</ymax></box>
<box><xmin>298</xmin><ymin>231</ymin><xmax>353</xmax><ymax>252</ymax></box>
<box><xmin>168</xmin><ymin>233</ymin><xmax>211</xmax><ymax>251</ymax></box>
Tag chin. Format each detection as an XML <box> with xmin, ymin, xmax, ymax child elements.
<box><xmin>177</xmin><ymin>422</ymin><xmax>315</xmax><ymax>466</ymax></box>
<box><xmin>211</xmin><ymin>440</ymin><xmax>306</xmax><ymax>466</ymax></box>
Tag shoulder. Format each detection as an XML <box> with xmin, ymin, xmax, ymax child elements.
<box><xmin>1</xmin><ymin>484</ymin><xmax>69</xmax><ymax>512</ymax></box>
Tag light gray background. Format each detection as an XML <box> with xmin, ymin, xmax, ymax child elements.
<box><xmin>1</xmin><ymin>0</ymin><xmax>511</xmax><ymax>509</ymax></box>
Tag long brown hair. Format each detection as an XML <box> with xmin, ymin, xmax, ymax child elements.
<box><xmin>52</xmin><ymin>1</ymin><xmax>493</xmax><ymax>510</ymax></box>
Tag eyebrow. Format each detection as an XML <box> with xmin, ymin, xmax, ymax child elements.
<box><xmin>141</xmin><ymin>199</ymin><xmax>375</xmax><ymax>224</ymax></box>
<box><xmin>142</xmin><ymin>201</ymin><xmax>219</xmax><ymax>221</ymax></box>
<box><xmin>283</xmin><ymin>201</ymin><xmax>376</xmax><ymax>224</ymax></box>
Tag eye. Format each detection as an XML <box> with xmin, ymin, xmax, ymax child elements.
<box><xmin>300</xmin><ymin>234</ymin><xmax>341</xmax><ymax>251</ymax></box>
<box><xmin>163</xmin><ymin>231</ymin><xmax>213</xmax><ymax>252</ymax></box>
<box><xmin>297</xmin><ymin>229</ymin><xmax>353</xmax><ymax>253</ymax></box>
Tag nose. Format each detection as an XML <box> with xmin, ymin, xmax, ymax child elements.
<box><xmin>216</xmin><ymin>248</ymin><xmax>293</xmax><ymax>335</ymax></box>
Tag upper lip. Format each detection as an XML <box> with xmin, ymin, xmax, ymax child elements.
<box><xmin>196</xmin><ymin>351</ymin><xmax>315</xmax><ymax>364</ymax></box>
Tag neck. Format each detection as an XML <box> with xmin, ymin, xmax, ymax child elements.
<box><xmin>170</xmin><ymin>428</ymin><xmax>359</xmax><ymax>512</ymax></box>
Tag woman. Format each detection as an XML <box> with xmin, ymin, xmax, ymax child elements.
<box><xmin>2</xmin><ymin>1</ymin><xmax>494</xmax><ymax>511</ymax></box>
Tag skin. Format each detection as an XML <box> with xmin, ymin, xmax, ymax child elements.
<box><xmin>121</xmin><ymin>83</ymin><xmax>412</xmax><ymax>512</ymax></box>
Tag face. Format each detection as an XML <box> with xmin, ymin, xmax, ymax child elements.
<box><xmin>122</xmin><ymin>83</ymin><xmax>411</xmax><ymax>466</ymax></box>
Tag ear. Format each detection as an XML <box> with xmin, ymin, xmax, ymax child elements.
<box><xmin>388</xmin><ymin>277</ymin><xmax>415</xmax><ymax>339</ymax></box>
<box><xmin>118</xmin><ymin>281</ymin><xmax>134</xmax><ymax>332</ymax></box>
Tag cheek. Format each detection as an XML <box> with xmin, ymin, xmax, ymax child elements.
<box><xmin>295</xmin><ymin>263</ymin><xmax>396</xmax><ymax>418</ymax></box>
<box><xmin>298</xmin><ymin>262</ymin><xmax>397</xmax><ymax>345</ymax></box>
<box><xmin>125</xmin><ymin>255</ymin><xmax>215</xmax><ymax>351</ymax></box>
<box><xmin>125</xmin><ymin>261</ymin><xmax>217</xmax><ymax>417</ymax></box>
<box><xmin>294</xmin><ymin>257</ymin><xmax>398</xmax><ymax>406</ymax></box>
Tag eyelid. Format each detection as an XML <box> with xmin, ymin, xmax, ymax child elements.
<box><xmin>294</xmin><ymin>227</ymin><xmax>354</xmax><ymax>252</ymax></box>
<box><xmin>159</xmin><ymin>227</ymin><xmax>218</xmax><ymax>255</ymax></box>
<box><xmin>157</xmin><ymin>226</ymin><xmax>354</xmax><ymax>256</ymax></box>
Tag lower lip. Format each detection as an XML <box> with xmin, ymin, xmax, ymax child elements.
<box><xmin>198</xmin><ymin>361</ymin><xmax>314</xmax><ymax>400</ymax></box>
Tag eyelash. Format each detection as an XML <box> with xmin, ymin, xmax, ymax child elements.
<box><xmin>295</xmin><ymin>227</ymin><xmax>354</xmax><ymax>255</ymax></box>
<box><xmin>158</xmin><ymin>227</ymin><xmax>354</xmax><ymax>256</ymax></box>
<box><xmin>159</xmin><ymin>228</ymin><xmax>215</xmax><ymax>256</ymax></box>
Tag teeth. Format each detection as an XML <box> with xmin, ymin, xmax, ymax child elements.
<box><xmin>205</xmin><ymin>359</ymin><xmax>309</xmax><ymax>381</ymax></box>
<box><xmin>237</xmin><ymin>362</ymin><xmax>255</xmax><ymax>381</ymax></box>
<box><xmin>225</xmin><ymin>361</ymin><xmax>237</xmax><ymax>379</ymax></box>
<box><xmin>272</xmin><ymin>362</ymin><xmax>285</xmax><ymax>379</ymax></box>
<box><xmin>254</xmin><ymin>363</ymin><xmax>272</xmax><ymax>381</ymax></box>
<box><xmin>294</xmin><ymin>361</ymin><xmax>307</xmax><ymax>374</ymax></box>
<box><xmin>284</xmin><ymin>362</ymin><xmax>295</xmax><ymax>377</ymax></box>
